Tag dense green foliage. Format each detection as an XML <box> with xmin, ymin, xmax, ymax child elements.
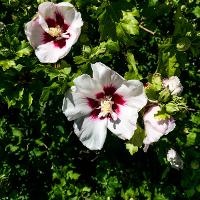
<box><xmin>0</xmin><ymin>0</ymin><xmax>200</xmax><ymax>199</ymax></box>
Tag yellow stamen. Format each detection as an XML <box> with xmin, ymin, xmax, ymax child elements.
<box><xmin>48</xmin><ymin>25</ymin><xmax>62</xmax><ymax>37</ymax></box>
<box><xmin>98</xmin><ymin>97</ymin><xmax>114</xmax><ymax>118</ymax></box>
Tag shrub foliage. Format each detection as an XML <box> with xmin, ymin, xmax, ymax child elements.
<box><xmin>0</xmin><ymin>0</ymin><xmax>200</xmax><ymax>199</ymax></box>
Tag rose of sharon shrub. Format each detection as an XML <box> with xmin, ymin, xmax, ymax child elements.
<box><xmin>62</xmin><ymin>62</ymin><xmax>147</xmax><ymax>150</ymax></box>
<box><xmin>143</xmin><ymin>105</ymin><xmax>176</xmax><ymax>152</ymax></box>
<box><xmin>163</xmin><ymin>76</ymin><xmax>183</xmax><ymax>95</ymax></box>
<box><xmin>25</xmin><ymin>2</ymin><xmax>83</xmax><ymax>63</ymax></box>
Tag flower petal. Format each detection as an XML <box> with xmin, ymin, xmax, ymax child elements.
<box><xmin>38</xmin><ymin>2</ymin><xmax>57</xmax><ymax>32</ymax></box>
<box><xmin>38</xmin><ymin>2</ymin><xmax>56</xmax><ymax>20</ymax></box>
<box><xmin>35</xmin><ymin>29</ymin><xmax>78</xmax><ymax>63</ymax></box>
<box><xmin>143</xmin><ymin>121</ymin><xmax>167</xmax><ymax>144</ymax></box>
<box><xmin>69</xmin><ymin>11</ymin><xmax>83</xmax><ymax>29</ymax></box>
<box><xmin>35</xmin><ymin>41</ymin><xmax>66</xmax><ymax>63</ymax></box>
<box><xmin>62</xmin><ymin>89</ymin><xmax>91</xmax><ymax>121</ymax></box>
<box><xmin>115</xmin><ymin>80</ymin><xmax>147</xmax><ymax>111</ymax></box>
<box><xmin>143</xmin><ymin>106</ymin><xmax>176</xmax><ymax>151</ymax></box>
<box><xmin>74</xmin><ymin>116</ymin><xmax>107</xmax><ymax>150</ymax></box>
<box><xmin>107</xmin><ymin>105</ymin><xmax>138</xmax><ymax>140</ymax></box>
<box><xmin>25</xmin><ymin>18</ymin><xmax>45</xmax><ymax>48</ymax></box>
<box><xmin>57</xmin><ymin>2</ymin><xmax>76</xmax><ymax>25</ymax></box>
<box><xmin>91</xmin><ymin>62</ymin><xmax>125</xmax><ymax>88</ymax></box>
<box><xmin>73</xmin><ymin>74</ymin><xmax>102</xmax><ymax>98</ymax></box>
<box><xmin>57</xmin><ymin>3</ymin><xmax>83</xmax><ymax>44</ymax></box>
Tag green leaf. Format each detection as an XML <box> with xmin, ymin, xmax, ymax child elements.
<box><xmin>39</xmin><ymin>82</ymin><xmax>59</xmax><ymax>105</ymax></box>
<box><xmin>28</xmin><ymin>93</ymin><xmax>33</xmax><ymax>107</ymax></box>
<box><xmin>98</xmin><ymin>4</ymin><xmax>117</xmax><ymax>41</ymax></box>
<box><xmin>145</xmin><ymin>84</ymin><xmax>159</xmax><ymax>101</ymax></box>
<box><xmin>165</xmin><ymin>102</ymin><xmax>179</xmax><ymax>113</ymax></box>
<box><xmin>60</xmin><ymin>68</ymin><xmax>71</xmax><ymax>76</ymax></box>
<box><xmin>14</xmin><ymin>64</ymin><xmax>24</xmax><ymax>71</ymax></box>
<box><xmin>174</xmin><ymin>7</ymin><xmax>194</xmax><ymax>37</ymax></box>
<box><xmin>39</xmin><ymin>88</ymin><xmax>50</xmax><ymax>106</ymax></box>
<box><xmin>192</xmin><ymin>6</ymin><xmax>200</xmax><ymax>18</ymax></box>
<box><xmin>33</xmin><ymin>148</ymin><xmax>44</xmax><ymax>157</ymax></box>
<box><xmin>8</xmin><ymin>144</ymin><xmax>19</xmax><ymax>152</ymax></box>
<box><xmin>98</xmin><ymin>1</ymin><xmax>139</xmax><ymax>45</ymax></box>
<box><xmin>67</xmin><ymin>170</ymin><xmax>80</xmax><ymax>180</ymax></box>
<box><xmin>17</xmin><ymin>88</ymin><xmax>24</xmax><ymax>101</ymax></box>
<box><xmin>125</xmin><ymin>143</ymin><xmax>138</xmax><ymax>155</ymax></box>
<box><xmin>12</xmin><ymin>127</ymin><xmax>22</xmax><ymax>144</ymax></box>
<box><xmin>104</xmin><ymin>39</ymin><xmax>120</xmax><ymax>52</ymax></box>
<box><xmin>151</xmin><ymin>73</ymin><xmax>162</xmax><ymax>91</ymax></box>
<box><xmin>158</xmin><ymin>88</ymin><xmax>171</xmax><ymax>103</ymax></box>
<box><xmin>176</xmin><ymin>37</ymin><xmax>191</xmax><ymax>52</ymax></box>
<box><xmin>82</xmin><ymin>186</ymin><xmax>91</xmax><ymax>192</ymax></box>
<box><xmin>186</xmin><ymin>132</ymin><xmax>196</xmax><ymax>146</ymax></box>
<box><xmin>148</xmin><ymin>0</ymin><xmax>158</xmax><ymax>6</ymax></box>
<box><xmin>0</xmin><ymin>60</ymin><xmax>16</xmax><ymax>71</ymax></box>
<box><xmin>158</xmin><ymin>52</ymin><xmax>180</xmax><ymax>77</ymax></box>
<box><xmin>168</xmin><ymin>54</ymin><xmax>179</xmax><ymax>76</ymax></box>
<box><xmin>129</xmin><ymin>125</ymin><xmax>145</xmax><ymax>147</ymax></box>
<box><xmin>124</xmin><ymin>52</ymin><xmax>142</xmax><ymax>80</ymax></box>
<box><xmin>154</xmin><ymin>108</ymin><xmax>171</xmax><ymax>120</ymax></box>
<box><xmin>116</xmin><ymin>9</ymin><xmax>139</xmax><ymax>41</ymax></box>
<box><xmin>74</xmin><ymin>55</ymin><xmax>88</xmax><ymax>65</ymax></box>
<box><xmin>16</xmin><ymin>41</ymin><xmax>32</xmax><ymax>58</ymax></box>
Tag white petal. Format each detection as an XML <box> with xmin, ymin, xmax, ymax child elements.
<box><xmin>62</xmin><ymin>90</ymin><xmax>91</xmax><ymax>121</ymax></box>
<box><xmin>91</xmin><ymin>62</ymin><xmax>125</xmax><ymax>88</ymax></box>
<box><xmin>25</xmin><ymin>18</ymin><xmax>45</xmax><ymax>48</ymax></box>
<box><xmin>57</xmin><ymin>2</ymin><xmax>74</xmax><ymax>7</ymax></box>
<box><xmin>35</xmin><ymin>41</ymin><xmax>65</xmax><ymax>63</ymax></box>
<box><xmin>35</xmin><ymin>33</ymin><xmax>76</xmax><ymax>63</ymax></box>
<box><xmin>56</xmin><ymin>3</ymin><xmax>83</xmax><ymax>45</ymax></box>
<box><xmin>165</xmin><ymin>118</ymin><xmax>176</xmax><ymax>134</ymax></box>
<box><xmin>115</xmin><ymin>80</ymin><xmax>147</xmax><ymax>111</ymax></box>
<box><xmin>38</xmin><ymin>2</ymin><xmax>56</xmax><ymax>20</ymax></box>
<box><xmin>74</xmin><ymin>116</ymin><xmax>107</xmax><ymax>150</ymax></box>
<box><xmin>73</xmin><ymin>74</ymin><xmax>102</xmax><ymax>98</ymax></box>
<box><xmin>38</xmin><ymin>15</ymin><xmax>49</xmax><ymax>33</ymax></box>
<box><xmin>143</xmin><ymin>121</ymin><xmax>167</xmax><ymax>144</ymax></box>
<box><xmin>70</xmin><ymin>11</ymin><xmax>83</xmax><ymax>29</ymax></box>
<box><xmin>143</xmin><ymin>106</ymin><xmax>176</xmax><ymax>146</ymax></box>
<box><xmin>107</xmin><ymin>105</ymin><xmax>138</xmax><ymax>140</ymax></box>
<box><xmin>66</xmin><ymin>12</ymin><xmax>83</xmax><ymax>45</ymax></box>
<box><xmin>56</xmin><ymin>2</ymin><xmax>76</xmax><ymax>25</ymax></box>
<box><xmin>38</xmin><ymin>2</ymin><xmax>56</xmax><ymax>32</ymax></box>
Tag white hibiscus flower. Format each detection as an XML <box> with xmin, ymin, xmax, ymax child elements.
<box><xmin>143</xmin><ymin>105</ymin><xmax>176</xmax><ymax>152</ymax></box>
<box><xmin>25</xmin><ymin>2</ymin><xmax>83</xmax><ymax>63</ymax></box>
<box><xmin>163</xmin><ymin>76</ymin><xmax>183</xmax><ymax>95</ymax></box>
<box><xmin>167</xmin><ymin>148</ymin><xmax>183</xmax><ymax>170</ymax></box>
<box><xmin>62</xmin><ymin>62</ymin><xmax>147</xmax><ymax>150</ymax></box>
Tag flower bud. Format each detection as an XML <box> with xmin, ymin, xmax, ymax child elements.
<box><xmin>143</xmin><ymin>105</ymin><xmax>176</xmax><ymax>152</ymax></box>
<box><xmin>163</xmin><ymin>76</ymin><xmax>183</xmax><ymax>95</ymax></box>
<box><xmin>176</xmin><ymin>37</ymin><xmax>191</xmax><ymax>51</ymax></box>
<box><xmin>167</xmin><ymin>148</ymin><xmax>183</xmax><ymax>170</ymax></box>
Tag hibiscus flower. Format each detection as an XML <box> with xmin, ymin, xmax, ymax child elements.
<box><xmin>25</xmin><ymin>2</ymin><xmax>83</xmax><ymax>63</ymax></box>
<box><xmin>62</xmin><ymin>62</ymin><xmax>147</xmax><ymax>150</ymax></box>
<box><xmin>143</xmin><ymin>105</ymin><xmax>176</xmax><ymax>152</ymax></box>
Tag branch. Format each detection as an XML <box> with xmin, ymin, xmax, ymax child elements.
<box><xmin>139</xmin><ymin>24</ymin><xmax>156</xmax><ymax>35</ymax></box>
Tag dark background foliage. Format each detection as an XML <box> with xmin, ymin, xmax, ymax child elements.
<box><xmin>0</xmin><ymin>0</ymin><xmax>199</xmax><ymax>199</ymax></box>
